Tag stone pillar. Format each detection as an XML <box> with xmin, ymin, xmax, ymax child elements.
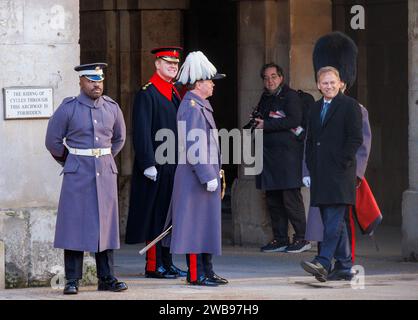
<box><xmin>288</xmin><ymin>0</ymin><xmax>331</xmax><ymax>226</ymax></box>
<box><xmin>402</xmin><ymin>0</ymin><xmax>418</xmax><ymax>261</ymax></box>
<box><xmin>288</xmin><ymin>0</ymin><xmax>332</xmax><ymax>97</ymax></box>
<box><xmin>0</xmin><ymin>241</ymin><xmax>4</xmax><ymax>290</ymax></box>
<box><xmin>232</xmin><ymin>0</ymin><xmax>331</xmax><ymax>246</ymax></box>
<box><xmin>0</xmin><ymin>0</ymin><xmax>79</xmax><ymax>287</ymax></box>
<box><xmin>233</xmin><ymin>0</ymin><xmax>288</xmax><ymax>246</ymax></box>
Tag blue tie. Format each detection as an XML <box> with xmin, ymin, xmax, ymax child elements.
<box><xmin>320</xmin><ymin>102</ymin><xmax>330</xmax><ymax>124</ymax></box>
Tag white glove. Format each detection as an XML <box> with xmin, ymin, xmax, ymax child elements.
<box><xmin>144</xmin><ymin>166</ymin><xmax>157</xmax><ymax>181</ymax></box>
<box><xmin>206</xmin><ymin>178</ymin><xmax>218</xmax><ymax>192</ymax></box>
<box><xmin>303</xmin><ymin>176</ymin><xmax>311</xmax><ymax>188</ymax></box>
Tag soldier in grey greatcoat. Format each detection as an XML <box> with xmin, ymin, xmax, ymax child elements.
<box><xmin>163</xmin><ymin>51</ymin><xmax>228</xmax><ymax>286</ymax></box>
<box><xmin>45</xmin><ymin>63</ymin><xmax>128</xmax><ymax>294</ymax></box>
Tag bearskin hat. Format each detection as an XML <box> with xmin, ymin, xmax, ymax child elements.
<box><xmin>313</xmin><ymin>31</ymin><xmax>358</xmax><ymax>89</ymax></box>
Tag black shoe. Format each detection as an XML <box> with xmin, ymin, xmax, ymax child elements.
<box><xmin>300</xmin><ymin>260</ymin><xmax>328</xmax><ymax>282</ymax></box>
<box><xmin>187</xmin><ymin>276</ymin><xmax>219</xmax><ymax>287</ymax></box>
<box><xmin>97</xmin><ymin>276</ymin><xmax>128</xmax><ymax>292</ymax></box>
<box><xmin>63</xmin><ymin>279</ymin><xmax>79</xmax><ymax>295</ymax></box>
<box><xmin>285</xmin><ymin>240</ymin><xmax>312</xmax><ymax>253</ymax></box>
<box><xmin>169</xmin><ymin>264</ymin><xmax>187</xmax><ymax>277</ymax></box>
<box><xmin>260</xmin><ymin>239</ymin><xmax>288</xmax><ymax>252</ymax></box>
<box><xmin>207</xmin><ymin>273</ymin><xmax>228</xmax><ymax>285</ymax></box>
<box><xmin>145</xmin><ymin>266</ymin><xmax>177</xmax><ymax>279</ymax></box>
<box><xmin>327</xmin><ymin>268</ymin><xmax>356</xmax><ymax>281</ymax></box>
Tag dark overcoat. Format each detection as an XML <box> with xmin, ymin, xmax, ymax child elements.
<box><xmin>306</xmin><ymin>92</ymin><xmax>363</xmax><ymax>206</ymax></box>
<box><xmin>163</xmin><ymin>91</ymin><xmax>222</xmax><ymax>255</ymax></box>
<box><xmin>125</xmin><ymin>79</ymin><xmax>180</xmax><ymax>243</ymax></box>
<box><xmin>45</xmin><ymin>92</ymin><xmax>126</xmax><ymax>252</ymax></box>
<box><xmin>305</xmin><ymin>104</ymin><xmax>371</xmax><ymax>241</ymax></box>
<box><xmin>256</xmin><ymin>84</ymin><xmax>304</xmax><ymax>190</ymax></box>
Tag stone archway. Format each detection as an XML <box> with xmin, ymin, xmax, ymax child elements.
<box><xmin>79</xmin><ymin>0</ymin><xmax>188</xmax><ymax>238</ymax></box>
<box><xmin>79</xmin><ymin>0</ymin><xmax>239</xmax><ymax>241</ymax></box>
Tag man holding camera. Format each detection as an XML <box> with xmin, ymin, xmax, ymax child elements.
<box><xmin>254</xmin><ymin>63</ymin><xmax>310</xmax><ymax>253</ymax></box>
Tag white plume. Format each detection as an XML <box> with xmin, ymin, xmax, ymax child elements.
<box><xmin>177</xmin><ymin>51</ymin><xmax>217</xmax><ymax>84</ymax></box>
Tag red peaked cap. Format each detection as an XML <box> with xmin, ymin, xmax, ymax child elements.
<box><xmin>151</xmin><ymin>46</ymin><xmax>183</xmax><ymax>63</ymax></box>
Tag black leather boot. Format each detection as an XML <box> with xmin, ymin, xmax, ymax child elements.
<box><xmin>63</xmin><ymin>279</ymin><xmax>79</xmax><ymax>295</ymax></box>
<box><xmin>145</xmin><ymin>266</ymin><xmax>177</xmax><ymax>279</ymax></box>
<box><xmin>169</xmin><ymin>264</ymin><xmax>187</xmax><ymax>277</ymax></box>
<box><xmin>97</xmin><ymin>276</ymin><xmax>128</xmax><ymax>292</ymax></box>
<box><xmin>207</xmin><ymin>273</ymin><xmax>228</xmax><ymax>285</ymax></box>
<box><xmin>187</xmin><ymin>276</ymin><xmax>219</xmax><ymax>287</ymax></box>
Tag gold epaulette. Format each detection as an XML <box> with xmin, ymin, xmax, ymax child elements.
<box><xmin>190</xmin><ymin>99</ymin><xmax>196</xmax><ymax>107</ymax></box>
<box><xmin>142</xmin><ymin>82</ymin><xmax>152</xmax><ymax>90</ymax></box>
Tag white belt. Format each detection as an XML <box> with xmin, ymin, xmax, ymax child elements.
<box><xmin>66</xmin><ymin>146</ymin><xmax>111</xmax><ymax>157</ymax></box>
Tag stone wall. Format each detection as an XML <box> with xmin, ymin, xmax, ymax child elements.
<box><xmin>0</xmin><ymin>0</ymin><xmax>80</xmax><ymax>209</ymax></box>
<box><xmin>0</xmin><ymin>241</ymin><xmax>4</xmax><ymax>289</ymax></box>
<box><xmin>0</xmin><ymin>208</ymin><xmax>98</xmax><ymax>288</ymax></box>
<box><xmin>402</xmin><ymin>0</ymin><xmax>418</xmax><ymax>261</ymax></box>
<box><xmin>0</xmin><ymin>0</ymin><xmax>80</xmax><ymax>287</ymax></box>
<box><xmin>0</xmin><ymin>209</ymin><xmax>62</xmax><ymax>288</ymax></box>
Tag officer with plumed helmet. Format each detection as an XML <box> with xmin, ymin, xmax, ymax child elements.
<box><xmin>163</xmin><ymin>51</ymin><xmax>228</xmax><ymax>286</ymax></box>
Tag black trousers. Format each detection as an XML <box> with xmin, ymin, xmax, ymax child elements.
<box><xmin>145</xmin><ymin>241</ymin><xmax>173</xmax><ymax>272</ymax></box>
<box><xmin>64</xmin><ymin>249</ymin><xmax>114</xmax><ymax>280</ymax></box>
<box><xmin>265</xmin><ymin>188</ymin><xmax>306</xmax><ymax>242</ymax></box>
<box><xmin>186</xmin><ymin>253</ymin><xmax>214</xmax><ymax>282</ymax></box>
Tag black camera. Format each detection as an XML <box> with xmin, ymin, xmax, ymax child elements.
<box><xmin>243</xmin><ymin>108</ymin><xmax>263</xmax><ymax>132</ymax></box>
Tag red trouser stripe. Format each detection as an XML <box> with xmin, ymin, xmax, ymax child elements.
<box><xmin>349</xmin><ymin>207</ymin><xmax>356</xmax><ymax>263</ymax></box>
<box><xmin>146</xmin><ymin>242</ymin><xmax>157</xmax><ymax>272</ymax></box>
<box><xmin>189</xmin><ymin>254</ymin><xmax>198</xmax><ymax>282</ymax></box>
